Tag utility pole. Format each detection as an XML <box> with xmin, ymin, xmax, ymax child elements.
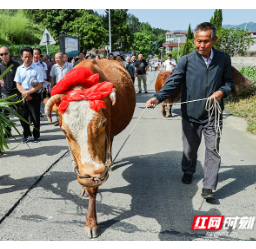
<box><xmin>105</xmin><ymin>9</ymin><xmax>112</xmax><ymax>54</ymax></box>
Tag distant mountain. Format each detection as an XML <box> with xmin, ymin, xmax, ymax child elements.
<box><xmin>223</xmin><ymin>22</ymin><xmax>256</xmax><ymax>31</ymax></box>
<box><xmin>168</xmin><ymin>22</ymin><xmax>256</xmax><ymax>33</ymax></box>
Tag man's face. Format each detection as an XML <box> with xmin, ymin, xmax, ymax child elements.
<box><xmin>33</xmin><ymin>50</ymin><xmax>40</xmax><ymax>62</ymax></box>
<box><xmin>109</xmin><ymin>54</ymin><xmax>114</xmax><ymax>60</ymax></box>
<box><xmin>63</xmin><ymin>54</ymin><xmax>68</xmax><ymax>62</ymax></box>
<box><xmin>21</xmin><ymin>51</ymin><xmax>33</xmax><ymax>65</ymax></box>
<box><xmin>194</xmin><ymin>29</ymin><xmax>218</xmax><ymax>58</ymax></box>
<box><xmin>78</xmin><ymin>53</ymin><xmax>84</xmax><ymax>60</ymax></box>
<box><xmin>132</xmin><ymin>55</ymin><xmax>136</xmax><ymax>61</ymax></box>
<box><xmin>115</xmin><ymin>56</ymin><xmax>121</xmax><ymax>62</ymax></box>
<box><xmin>168</xmin><ymin>56</ymin><xmax>172</xmax><ymax>60</ymax></box>
<box><xmin>0</xmin><ymin>47</ymin><xmax>10</xmax><ymax>64</ymax></box>
<box><xmin>138</xmin><ymin>54</ymin><xmax>143</xmax><ymax>60</ymax></box>
<box><xmin>42</xmin><ymin>55</ymin><xmax>47</xmax><ymax>62</ymax></box>
<box><xmin>51</xmin><ymin>58</ymin><xmax>55</xmax><ymax>65</ymax></box>
<box><xmin>55</xmin><ymin>54</ymin><xmax>64</xmax><ymax>65</ymax></box>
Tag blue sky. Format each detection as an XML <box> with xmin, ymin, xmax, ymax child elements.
<box><xmin>93</xmin><ymin>9</ymin><xmax>256</xmax><ymax>31</ymax></box>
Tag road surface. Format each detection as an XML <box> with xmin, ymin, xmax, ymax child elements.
<box><xmin>0</xmin><ymin>65</ymin><xmax>256</xmax><ymax>241</ymax></box>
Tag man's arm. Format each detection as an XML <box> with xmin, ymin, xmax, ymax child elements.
<box><xmin>50</xmin><ymin>77</ymin><xmax>55</xmax><ymax>88</ymax></box>
<box><xmin>27</xmin><ymin>83</ymin><xmax>43</xmax><ymax>95</ymax></box>
<box><xmin>146</xmin><ymin>55</ymin><xmax>187</xmax><ymax>108</ymax></box>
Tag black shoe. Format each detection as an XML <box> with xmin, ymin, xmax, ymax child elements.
<box><xmin>145</xmin><ymin>91</ymin><xmax>148</xmax><ymax>93</ymax></box>
<box><xmin>138</xmin><ymin>91</ymin><xmax>141</xmax><ymax>94</ymax></box>
<box><xmin>182</xmin><ymin>173</ymin><xmax>193</xmax><ymax>184</ymax></box>
<box><xmin>201</xmin><ymin>188</ymin><xmax>216</xmax><ymax>200</ymax></box>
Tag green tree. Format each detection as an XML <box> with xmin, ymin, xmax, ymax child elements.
<box><xmin>210</xmin><ymin>9</ymin><xmax>222</xmax><ymax>29</ymax></box>
<box><xmin>23</xmin><ymin>9</ymin><xmax>83</xmax><ymax>43</ymax></box>
<box><xmin>214</xmin><ymin>27</ymin><xmax>254</xmax><ymax>56</ymax></box>
<box><xmin>181</xmin><ymin>24</ymin><xmax>195</xmax><ymax>57</ymax></box>
<box><xmin>127</xmin><ymin>14</ymin><xmax>140</xmax><ymax>33</ymax></box>
<box><xmin>69</xmin><ymin>12</ymin><xmax>108</xmax><ymax>51</ymax></box>
<box><xmin>132</xmin><ymin>32</ymin><xmax>152</xmax><ymax>56</ymax></box>
<box><xmin>103</xmin><ymin>9</ymin><xmax>132</xmax><ymax>51</ymax></box>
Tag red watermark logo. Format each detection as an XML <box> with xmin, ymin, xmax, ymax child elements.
<box><xmin>191</xmin><ymin>216</ymin><xmax>255</xmax><ymax>230</ymax></box>
<box><xmin>191</xmin><ymin>216</ymin><xmax>225</xmax><ymax>230</ymax></box>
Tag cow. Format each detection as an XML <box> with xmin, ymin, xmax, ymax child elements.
<box><xmin>44</xmin><ymin>59</ymin><xmax>136</xmax><ymax>238</ymax></box>
<box><xmin>155</xmin><ymin>70</ymin><xmax>182</xmax><ymax>117</ymax></box>
<box><xmin>155</xmin><ymin>66</ymin><xmax>252</xmax><ymax>118</ymax></box>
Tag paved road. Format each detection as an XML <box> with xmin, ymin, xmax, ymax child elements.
<box><xmin>1</xmin><ymin>65</ymin><xmax>256</xmax><ymax>241</ymax></box>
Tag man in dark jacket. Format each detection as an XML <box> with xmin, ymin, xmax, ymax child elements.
<box><xmin>0</xmin><ymin>46</ymin><xmax>20</xmax><ymax>137</ymax></box>
<box><xmin>146</xmin><ymin>22</ymin><xmax>234</xmax><ymax>200</ymax></box>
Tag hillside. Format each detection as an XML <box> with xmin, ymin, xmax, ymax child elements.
<box><xmin>223</xmin><ymin>22</ymin><xmax>256</xmax><ymax>31</ymax></box>
<box><xmin>168</xmin><ymin>22</ymin><xmax>256</xmax><ymax>32</ymax></box>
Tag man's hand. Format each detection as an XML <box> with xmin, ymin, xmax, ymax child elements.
<box><xmin>146</xmin><ymin>97</ymin><xmax>159</xmax><ymax>108</ymax></box>
<box><xmin>22</xmin><ymin>90</ymin><xmax>29</xmax><ymax>98</ymax></box>
<box><xmin>209</xmin><ymin>90</ymin><xmax>223</xmax><ymax>103</ymax></box>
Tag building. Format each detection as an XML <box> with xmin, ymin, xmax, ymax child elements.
<box><xmin>162</xmin><ymin>31</ymin><xmax>187</xmax><ymax>54</ymax></box>
<box><xmin>246</xmin><ymin>31</ymin><xmax>256</xmax><ymax>53</ymax></box>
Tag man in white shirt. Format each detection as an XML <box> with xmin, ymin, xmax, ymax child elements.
<box><xmin>164</xmin><ymin>54</ymin><xmax>176</xmax><ymax>72</ymax></box>
<box><xmin>50</xmin><ymin>51</ymin><xmax>73</xmax><ymax>126</ymax></box>
<box><xmin>14</xmin><ymin>46</ymin><xmax>44</xmax><ymax>143</ymax></box>
<box><xmin>50</xmin><ymin>52</ymin><xmax>73</xmax><ymax>88</ymax></box>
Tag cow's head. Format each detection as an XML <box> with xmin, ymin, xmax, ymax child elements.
<box><xmin>44</xmin><ymin>88</ymin><xmax>116</xmax><ymax>188</ymax></box>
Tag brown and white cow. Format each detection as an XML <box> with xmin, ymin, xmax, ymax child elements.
<box><xmin>155</xmin><ymin>70</ymin><xmax>182</xmax><ymax>117</ymax></box>
<box><xmin>44</xmin><ymin>59</ymin><xmax>136</xmax><ymax>238</ymax></box>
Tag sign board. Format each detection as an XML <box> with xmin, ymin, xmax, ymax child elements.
<box><xmin>59</xmin><ymin>34</ymin><xmax>80</xmax><ymax>59</ymax></box>
<box><xmin>39</xmin><ymin>29</ymin><xmax>56</xmax><ymax>46</ymax></box>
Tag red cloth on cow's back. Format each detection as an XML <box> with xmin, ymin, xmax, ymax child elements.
<box><xmin>50</xmin><ymin>66</ymin><xmax>113</xmax><ymax>113</ymax></box>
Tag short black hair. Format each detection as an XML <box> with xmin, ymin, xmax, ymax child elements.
<box><xmin>194</xmin><ymin>22</ymin><xmax>217</xmax><ymax>39</ymax></box>
<box><xmin>168</xmin><ymin>54</ymin><xmax>172</xmax><ymax>57</ymax></box>
<box><xmin>33</xmin><ymin>48</ymin><xmax>41</xmax><ymax>55</ymax></box>
<box><xmin>20</xmin><ymin>46</ymin><xmax>33</xmax><ymax>56</ymax></box>
<box><xmin>78</xmin><ymin>51</ymin><xmax>84</xmax><ymax>55</ymax></box>
<box><xmin>108</xmin><ymin>53</ymin><xmax>114</xmax><ymax>57</ymax></box>
<box><xmin>132</xmin><ymin>54</ymin><xmax>136</xmax><ymax>57</ymax></box>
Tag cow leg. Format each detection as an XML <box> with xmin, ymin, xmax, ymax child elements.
<box><xmin>162</xmin><ymin>101</ymin><xmax>167</xmax><ymax>117</ymax></box>
<box><xmin>107</xmin><ymin>136</ymin><xmax>113</xmax><ymax>167</ymax></box>
<box><xmin>85</xmin><ymin>187</ymin><xmax>99</xmax><ymax>238</ymax></box>
<box><xmin>167</xmin><ymin>103</ymin><xmax>173</xmax><ymax>117</ymax></box>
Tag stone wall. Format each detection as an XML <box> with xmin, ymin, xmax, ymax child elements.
<box><xmin>231</xmin><ymin>57</ymin><xmax>256</xmax><ymax>69</ymax></box>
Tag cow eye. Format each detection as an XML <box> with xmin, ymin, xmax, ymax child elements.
<box><xmin>103</xmin><ymin>121</ymin><xmax>106</xmax><ymax>127</ymax></box>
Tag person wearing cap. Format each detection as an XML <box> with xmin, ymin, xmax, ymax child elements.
<box><xmin>14</xmin><ymin>46</ymin><xmax>44</xmax><ymax>143</ymax></box>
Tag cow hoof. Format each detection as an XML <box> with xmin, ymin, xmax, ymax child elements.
<box><xmin>162</xmin><ymin>113</ymin><xmax>166</xmax><ymax>117</ymax></box>
<box><xmin>85</xmin><ymin>226</ymin><xmax>99</xmax><ymax>238</ymax></box>
<box><xmin>167</xmin><ymin>114</ymin><xmax>172</xmax><ymax>117</ymax></box>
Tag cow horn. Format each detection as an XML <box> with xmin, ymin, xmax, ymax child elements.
<box><xmin>44</xmin><ymin>94</ymin><xmax>62</xmax><ymax>123</ymax></box>
<box><xmin>109</xmin><ymin>89</ymin><xmax>116</xmax><ymax>106</ymax></box>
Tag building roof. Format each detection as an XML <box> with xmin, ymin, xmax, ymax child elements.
<box><xmin>165</xmin><ymin>31</ymin><xmax>187</xmax><ymax>35</ymax></box>
<box><xmin>162</xmin><ymin>43</ymin><xmax>186</xmax><ymax>47</ymax></box>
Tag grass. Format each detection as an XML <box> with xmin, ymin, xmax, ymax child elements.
<box><xmin>225</xmin><ymin>95</ymin><xmax>256</xmax><ymax>135</ymax></box>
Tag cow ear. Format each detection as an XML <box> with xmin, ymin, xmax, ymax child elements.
<box><xmin>109</xmin><ymin>88</ymin><xmax>116</xmax><ymax>106</ymax></box>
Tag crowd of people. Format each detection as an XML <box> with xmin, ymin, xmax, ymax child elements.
<box><xmin>0</xmin><ymin>47</ymin><xmax>162</xmax><ymax>144</ymax></box>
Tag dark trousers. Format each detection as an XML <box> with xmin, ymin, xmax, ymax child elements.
<box><xmin>181</xmin><ymin>117</ymin><xmax>222</xmax><ymax>190</ymax></box>
<box><xmin>1</xmin><ymin>92</ymin><xmax>22</xmax><ymax>134</ymax></box>
<box><xmin>19</xmin><ymin>93</ymin><xmax>41</xmax><ymax>138</ymax></box>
